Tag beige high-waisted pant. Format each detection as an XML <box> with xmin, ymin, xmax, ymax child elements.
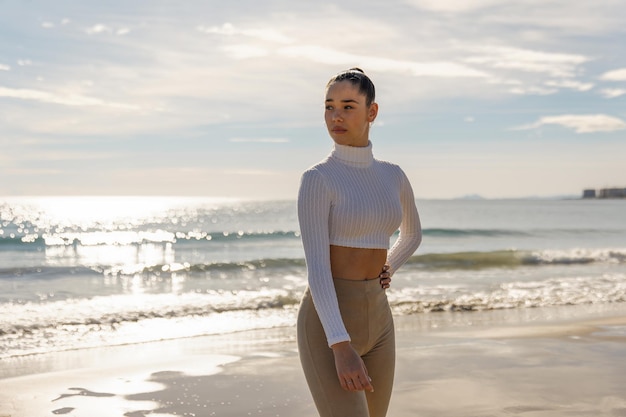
<box><xmin>297</xmin><ymin>278</ymin><xmax>395</xmax><ymax>417</ymax></box>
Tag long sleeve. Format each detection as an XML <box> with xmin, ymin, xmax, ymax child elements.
<box><xmin>386</xmin><ymin>168</ymin><xmax>422</xmax><ymax>276</ymax></box>
<box><xmin>297</xmin><ymin>169</ymin><xmax>351</xmax><ymax>346</ymax></box>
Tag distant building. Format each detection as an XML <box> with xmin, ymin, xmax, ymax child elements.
<box><xmin>599</xmin><ymin>188</ymin><xmax>626</xmax><ymax>199</ymax></box>
<box><xmin>583</xmin><ymin>187</ymin><xmax>626</xmax><ymax>199</ymax></box>
<box><xmin>582</xmin><ymin>189</ymin><xmax>596</xmax><ymax>199</ymax></box>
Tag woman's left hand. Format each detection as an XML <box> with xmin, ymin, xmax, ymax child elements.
<box><xmin>379</xmin><ymin>264</ymin><xmax>391</xmax><ymax>289</ymax></box>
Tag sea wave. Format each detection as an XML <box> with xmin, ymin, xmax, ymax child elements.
<box><xmin>132</xmin><ymin>248</ymin><xmax>626</xmax><ymax>275</ymax></box>
<box><xmin>5</xmin><ymin>274</ymin><xmax>625</xmax><ymax>337</ymax></box>
<box><xmin>0</xmin><ymin>230</ymin><xmax>295</xmax><ymax>247</ymax></box>
<box><xmin>389</xmin><ymin>274</ymin><xmax>626</xmax><ymax>313</ymax></box>
<box><xmin>0</xmin><ymin>290</ymin><xmax>301</xmax><ymax>358</ymax></box>
<box><xmin>407</xmin><ymin>248</ymin><xmax>626</xmax><ymax>269</ymax></box>
<box><xmin>2</xmin><ymin>227</ymin><xmax>624</xmax><ymax>248</ymax></box>
<box><xmin>424</xmin><ymin>228</ymin><xmax>529</xmax><ymax>237</ymax></box>
<box><xmin>0</xmin><ymin>289</ymin><xmax>301</xmax><ymax>336</ymax></box>
<box><xmin>1</xmin><ymin>272</ymin><xmax>625</xmax><ymax>358</ymax></box>
<box><xmin>2</xmin><ymin>248</ymin><xmax>625</xmax><ymax>279</ymax></box>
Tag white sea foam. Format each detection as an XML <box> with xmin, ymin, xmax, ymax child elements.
<box><xmin>1</xmin><ymin>197</ymin><xmax>625</xmax><ymax>358</ymax></box>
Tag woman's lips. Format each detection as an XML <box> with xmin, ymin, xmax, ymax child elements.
<box><xmin>332</xmin><ymin>127</ymin><xmax>347</xmax><ymax>133</ymax></box>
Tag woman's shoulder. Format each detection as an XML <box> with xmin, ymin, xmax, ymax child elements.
<box><xmin>374</xmin><ymin>159</ymin><xmax>413</xmax><ymax>189</ymax></box>
<box><xmin>301</xmin><ymin>155</ymin><xmax>336</xmax><ymax>176</ymax></box>
<box><xmin>374</xmin><ymin>158</ymin><xmax>405</xmax><ymax>174</ymax></box>
<box><xmin>298</xmin><ymin>160</ymin><xmax>336</xmax><ymax>200</ymax></box>
<box><xmin>300</xmin><ymin>158</ymin><xmax>332</xmax><ymax>184</ymax></box>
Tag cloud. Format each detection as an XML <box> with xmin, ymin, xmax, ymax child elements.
<box><xmin>600</xmin><ymin>68</ymin><xmax>626</xmax><ymax>81</ymax></box>
<box><xmin>277</xmin><ymin>45</ymin><xmax>489</xmax><ymax>78</ymax></box>
<box><xmin>545</xmin><ymin>80</ymin><xmax>594</xmax><ymax>91</ymax></box>
<box><xmin>224</xmin><ymin>169</ymin><xmax>279</xmax><ymax>176</ymax></box>
<box><xmin>466</xmin><ymin>46</ymin><xmax>590</xmax><ymax>78</ymax></box>
<box><xmin>197</xmin><ymin>23</ymin><xmax>294</xmax><ymax>44</ymax></box>
<box><xmin>9</xmin><ymin>150</ymin><xmax>120</xmax><ymax>162</ymax></box>
<box><xmin>515</xmin><ymin>114</ymin><xmax>626</xmax><ymax>133</ymax></box>
<box><xmin>600</xmin><ymin>88</ymin><xmax>626</xmax><ymax>98</ymax></box>
<box><xmin>0</xmin><ymin>64</ymin><xmax>10</xmax><ymax>71</ymax></box>
<box><xmin>405</xmin><ymin>0</ymin><xmax>505</xmax><ymax>13</ymax></box>
<box><xmin>40</xmin><ymin>19</ymin><xmax>71</xmax><ymax>29</ymax></box>
<box><xmin>405</xmin><ymin>0</ymin><xmax>626</xmax><ymax>35</ymax></box>
<box><xmin>229</xmin><ymin>138</ymin><xmax>290</xmax><ymax>143</ymax></box>
<box><xmin>509</xmin><ymin>86</ymin><xmax>558</xmax><ymax>96</ymax></box>
<box><xmin>2</xmin><ymin>167</ymin><xmax>64</xmax><ymax>176</ymax></box>
<box><xmin>86</xmin><ymin>24</ymin><xmax>113</xmax><ymax>35</ymax></box>
<box><xmin>84</xmin><ymin>24</ymin><xmax>130</xmax><ymax>36</ymax></box>
<box><xmin>220</xmin><ymin>44</ymin><xmax>269</xmax><ymax>59</ymax></box>
<box><xmin>0</xmin><ymin>86</ymin><xmax>140</xmax><ymax>110</ymax></box>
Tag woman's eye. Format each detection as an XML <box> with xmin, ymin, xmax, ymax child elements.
<box><xmin>325</xmin><ymin>105</ymin><xmax>333</xmax><ymax>110</ymax></box>
<box><xmin>344</xmin><ymin>106</ymin><xmax>353</xmax><ymax>109</ymax></box>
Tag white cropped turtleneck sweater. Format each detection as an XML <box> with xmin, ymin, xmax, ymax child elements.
<box><xmin>297</xmin><ymin>141</ymin><xmax>422</xmax><ymax>346</ymax></box>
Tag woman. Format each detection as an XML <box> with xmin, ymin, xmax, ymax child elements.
<box><xmin>297</xmin><ymin>68</ymin><xmax>422</xmax><ymax>417</ymax></box>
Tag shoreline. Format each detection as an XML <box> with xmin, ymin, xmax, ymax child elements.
<box><xmin>2</xmin><ymin>303</ymin><xmax>626</xmax><ymax>416</ymax></box>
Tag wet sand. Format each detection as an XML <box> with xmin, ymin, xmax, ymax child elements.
<box><xmin>2</xmin><ymin>304</ymin><xmax>626</xmax><ymax>417</ymax></box>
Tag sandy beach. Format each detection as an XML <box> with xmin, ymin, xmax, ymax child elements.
<box><xmin>2</xmin><ymin>303</ymin><xmax>626</xmax><ymax>417</ymax></box>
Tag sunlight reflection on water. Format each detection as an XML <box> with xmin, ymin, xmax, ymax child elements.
<box><xmin>2</xmin><ymin>196</ymin><xmax>239</xmax><ymax>229</ymax></box>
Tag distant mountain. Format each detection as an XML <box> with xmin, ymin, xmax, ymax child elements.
<box><xmin>521</xmin><ymin>194</ymin><xmax>581</xmax><ymax>200</ymax></box>
<box><xmin>451</xmin><ymin>194</ymin><xmax>581</xmax><ymax>200</ymax></box>
<box><xmin>455</xmin><ymin>194</ymin><xmax>485</xmax><ymax>200</ymax></box>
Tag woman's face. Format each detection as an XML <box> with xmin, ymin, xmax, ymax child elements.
<box><xmin>324</xmin><ymin>81</ymin><xmax>378</xmax><ymax>147</ymax></box>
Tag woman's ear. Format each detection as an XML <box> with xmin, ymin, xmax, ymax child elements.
<box><xmin>368</xmin><ymin>102</ymin><xmax>379</xmax><ymax>122</ymax></box>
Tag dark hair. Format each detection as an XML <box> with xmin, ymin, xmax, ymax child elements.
<box><xmin>326</xmin><ymin>67</ymin><xmax>376</xmax><ymax>106</ymax></box>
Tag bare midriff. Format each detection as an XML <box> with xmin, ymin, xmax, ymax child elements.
<box><xmin>330</xmin><ymin>245</ymin><xmax>387</xmax><ymax>280</ymax></box>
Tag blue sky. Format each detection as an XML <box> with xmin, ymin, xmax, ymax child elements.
<box><xmin>1</xmin><ymin>0</ymin><xmax>625</xmax><ymax>199</ymax></box>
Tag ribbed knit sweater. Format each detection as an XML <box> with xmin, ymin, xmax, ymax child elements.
<box><xmin>297</xmin><ymin>141</ymin><xmax>422</xmax><ymax>346</ymax></box>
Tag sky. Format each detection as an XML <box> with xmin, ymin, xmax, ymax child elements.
<box><xmin>1</xmin><ymin>0</ymin><xmax>625</xmax><ymax>200</ymax></box>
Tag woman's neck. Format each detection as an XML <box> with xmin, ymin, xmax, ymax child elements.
<box><xmin>330</xmin><ymin>141</ymin><xmax>374</xmax><ymax>168</ymax></box>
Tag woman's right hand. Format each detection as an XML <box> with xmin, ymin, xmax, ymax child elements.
<box><xmin>331</xmin><ymin>341</ymin><xmax>374</xmax><ymax>392</ymax></box>
<box><xmin>379</xmin><ymin>264</ymin><xmax>391</xmax><ymax>289</ymax></box>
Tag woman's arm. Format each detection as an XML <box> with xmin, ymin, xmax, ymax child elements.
<box><xmin>297</xmin><ymin>169</ymin><xmax>351</xmax><ymax>347</ymax></box>
<box><xmin>386</xmin><ymin>168</ymin><xmax>422</xmax><ymax>275</ymax></box>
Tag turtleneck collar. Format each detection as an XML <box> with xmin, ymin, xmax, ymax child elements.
<box><xmin>330</xmin><ymin>141</ymin><xmax>374</xmax><ymax>168</ymax></box>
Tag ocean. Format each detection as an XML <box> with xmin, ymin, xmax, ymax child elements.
<box><xmin>1</xmin><ymin>196</ymin><xmax>625</xmax><ymax>360</ymax></box>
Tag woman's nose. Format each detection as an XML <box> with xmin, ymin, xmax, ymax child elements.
<box><xmin>332</xmin><ymin>110</ymin><xmax>343</xmax><ymax>121</ymax></box>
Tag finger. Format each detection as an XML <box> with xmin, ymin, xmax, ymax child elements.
<box><xmin>341</xmin><ymin>375</ymin><xmax>359</xmax><ymax>392</ymax></box>
<box><xmin>359</xmin><ymin>375</ymin><xmax>374</xmax><ymax>392</ymax></box>
<box><xmin>358</xmin><ymin>363</ymin><xmax>374</xmax><ymax>392</ymax></box>
<box><xmin>345</xmin><ymin>379</ymin><xmax>358</xmax><ymax>392</ymax></box>
<box><xmin>340</xmin><ymin>378</ymin><xmax>350</xmax><ymax>391</ymax></box>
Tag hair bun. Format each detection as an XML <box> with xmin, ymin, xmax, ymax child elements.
<box><xmin>326</xmin><ymin>68</ymin><xmax>375</xmax><ymax>105</ymax></box>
